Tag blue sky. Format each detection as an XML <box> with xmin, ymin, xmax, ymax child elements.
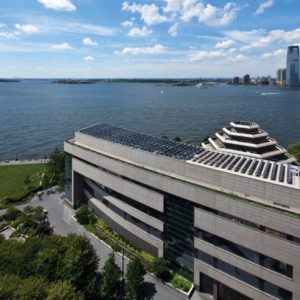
<box><xmin>0</xmin><ymin>0</ymin><xmax>299</xmax><ymax>78</ymax></box>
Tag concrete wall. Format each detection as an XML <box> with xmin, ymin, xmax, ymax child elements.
<box><xmin>88</xmin><ymin>197</ymin><xmax>164</xmax><ymax>257</ymax></box>
<box><xmin>194</xmin><ymin>208</ymin><xmax>300</xmax><ymax>298</ymax></box>
<box><xmin>72</xmin><ymin>133</ymin><xmax>300</xmax><ymax>212</ymax></box>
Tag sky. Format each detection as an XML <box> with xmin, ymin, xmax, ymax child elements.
<box><xmin>0</xmin><ymin>0</ymin><xmax>300</xmax><ymax>78</ymax></box>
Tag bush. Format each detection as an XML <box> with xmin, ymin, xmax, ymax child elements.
<box><xmin>288</xmin><ymin>142</ymin><xmax>300</xmax><ymax>162</ymax></box>
<box><xmin>75</xmin><ymin>205</ymin><xmax>90</xmax><ymax>225</ymax></box>
<box><xmin>170</xmin><ymin>274</ymin><xmax>192</xmax><ymax>292</ymax></box>
<box><xmin>152</xmin><ymin>258</ymin><xmax>171</xmax><ymax>282</ymax></box>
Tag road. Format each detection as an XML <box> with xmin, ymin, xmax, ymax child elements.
<box><xmin>2</xmin><ymin>189</ymin><xmax>187</xmax><ymax>300</ymax></box>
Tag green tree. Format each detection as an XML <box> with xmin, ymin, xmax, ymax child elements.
<box><xmin>173</xmin><ymin>136</ymin><xmax>182</xmax><ymax>142</ymax></box>
<box><xmin>100</xmin><ymin>253</ymin><xmax>122</xmax><ymax>300</ymax></box>
<box><xmin>125</xmin><ymin>257</ymin><xmax>146</xmax><ymax>300</ymax></box>
<box><xmin>44</xmin><ymin>148</ymin><xmax>65</xmax><ymax>189</ymax></box>
<box><xmin>46</xmin><ymin>281</ymin><xmax>84</xmax><ymax>300</ymax></box>
<box><xmin>152</xmin><ymin>257</ymin><xmax>171</xmax><ymax>281</ymax></box>
<box><xmin>75</xmin><ymin>205</ymin><xmax>91</xmax><ymax>225</ymax></box>
<box><xmin>288</xmin><ymin>142</ymin><xmax>300</xmax><ymax>162</ymax></box>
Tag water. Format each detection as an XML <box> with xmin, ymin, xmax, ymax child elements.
<box><xmin>0</xmin><ymin>80</ymin><xmax>299</xmax><ymax>160</ymax></box>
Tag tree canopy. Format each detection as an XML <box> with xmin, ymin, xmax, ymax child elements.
<box><xmin>288</xmin><ymin>142</ymin><xmax>300</xmax><ymax>163</ymax></box>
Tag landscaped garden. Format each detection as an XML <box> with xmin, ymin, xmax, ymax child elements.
<box><xmin>0</xmin><ymin>164</ymin><xmax>45</xmax><ymax>208</ymax></box>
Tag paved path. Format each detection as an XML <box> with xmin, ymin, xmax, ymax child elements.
<box><xmin>8</xmin><ymin>189</ymin><xmax>187</xmax><ymax>300</ymax></box>
<box><xmin>0</xmin><ymin>159</ymin><xmax>48</xmax><ymax>166</ymax></box>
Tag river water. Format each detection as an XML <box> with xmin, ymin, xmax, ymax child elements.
<box><xmin>0</xmin><ymin>80</ymin><xmax>299</xmax><ymax>160</ymax></box>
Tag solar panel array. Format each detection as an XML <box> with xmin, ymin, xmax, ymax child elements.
<box><xmin>79</xmin><ymin>123</ymin><xmax>297</xmax><ymax>187</ymax></box>
<box><xmin>189</xmin><ymin>150</ymin><xmax>296</xmax><ymax>186</ymax></box>
<box><xmin>80</xmin><ymin>123</ymin><xmax>203</xmax><ymax>160</ymax></box>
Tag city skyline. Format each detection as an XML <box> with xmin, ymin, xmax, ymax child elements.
<box><xmin>0</xmin><ymin>0</ymin><xmax>300</xmax><ymax>78</ymax></box>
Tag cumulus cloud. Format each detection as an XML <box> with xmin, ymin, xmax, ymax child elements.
<box><xmin>128</xmin><ymin>26</ymin><xmax>152</xmax><ymax>37</ymax></box>
<box><xmin>120</xmin><ymin>44</ymin><xmax>167</xmax><ymax>55</ymax></box>
<box><xmin>240</xmin><ymin>28</ymin><xmax>300</xmax><ymax>51</ymax></box>
<box><xmin>262</xmin><ymin>49</ymin><xmax>285</xmax><ymax>58</ymax></box>
<box><xmin>163</xmin><ymin>0</ymin><xmax>241</xmax><ymax>27</ymax></box>
<box><xmin>51</xmin><ymin>42</ymin><xmax>72</xmax><ymax>50</ymax></box>
<box><xmin>15</xmin><ymin>24</ymin><xmax>39</xmax><ymax>34</ymax></box>
<box><xmin>122</xmin><ymin>1</ymin><xmax>168</xmax><ymax>26</ymax></box>
<box><xmin>215</xmin><ymin>39</ymin><xmax>235</xmax><ymax>48</ymax></box>
<box><xmin>227</xmin><ymin>54</ymin><xmax>248</xmax><ymax>62</ymax></box>
<box><xmin>84</xmin><ymin>56</ymin><xmax>95</xmax><ymax>62</ymax></box>
<box><xmin>38</xmin><ymin>0</ymin><xmax>76</xmax><ymax>11</ymax></box>
<box><xmin>189</xmin><ymin>49</ymin><xmax>226</xmax><ymax>61</ymax></box>
<box><xmin>168</xmin><ymin>23</ymin><xmax>178</xmax><ymax>37</ymax></box>
<box><xmin>82</xmin><ymin>37</ymin><xmax>98</xmax><ymax>46</ymax></box>
<box><xmin>255</xmin><ymin>0</ymin><xmax>274</xmax><ymax>15</ymax></box>
<box><xmin>121</xmin><ymin>20</ymin><xmax>134</xmax><ymax>27</ymax></box>
<box><xmin>0</xmin><ymin>31</ymin><xmax>16</xmax><ymax>39</ymax></box>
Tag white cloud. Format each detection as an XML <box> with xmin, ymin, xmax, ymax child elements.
<box><xmin>189</xmin><ymin>49</ymin><xmax>226</xmax><ymax>61</ymax></box>
<box><xmin>227</xmin><ymin>54</ymin><xmax>248</xmax><ymax>62</ymax></box>
<box><xmin>0</xmin><ymin>24</ymin><xmax>6</xmax><ymax>29</ymax></box>
<box><xmin>82</xmin><ymin>37</ymin><xmax>98</xmax><ymax>46</ymax></box>
<box><xmin>15</xmin><ymin>24</ymin><xmax>39</xmax><ymax>34</ymax></box>
<box><xmin>225</xmin><ymin>29</ymin><xmax>265</xmax><ymax>43</ymax></box>
<box><xmin>84</xmin><ymin>56</ymin><xmax>95</xmax><ymax>62</ymax></box>
<box><xmin>0</xmin><ymin>31</ymin><xmax>16</xmax><ymax>39</ymax></box>
<box><xmin>228</xmin><ymin>47</ymin><xmax>237</xmax><ymax>53</ymax></box>
<box><xmin>51</xmin><ymin>42</ymin><xmax>72</xmax><ymax>50</ymax></box>
<box><xmin>255</xmin><ymin>0</ymin><xmax>274</xmax><ymax>15</ymax></box>
<box><xmin>128</xmin><ymin>26</ymin><xmax>152</xmax><ymax>37</ymax></box>
<box><xmin>262</xmin><ymin>49</ymin><xmax>286</xmax><ymax>58</ymax></box>
<box><xmin>122</xmin><ymin>1</ymin><xmax>168</xmax><ymax>26</ymax></box>
<box><xmin>240</xmin><ymin>28</ymin><xmax>300</xmax><ymax>51</ymax></box>
<box><xmin>38</xmin><ymin>0</ymin><xmax>76</xmax><ymax>11</ymax></box>
<box><xmin>168</xmin><ymin>23</ymin><xmax>178</xmax><ymax>37</ymax></box>
<box><xmin>121</xmin><ymin>20</ymin><xmax>134</xmax><ymax>27</ymax></box>
<box><xmin>163</xmin><ymin>0</ymin><xmax>241</xmax><ymax>27</ymax></box>
<box><xmin>120</xmin><ymin>44</ymin><xmax>167</xmax><ymax>55</ymax></box>
<box><xmin>215</xmin><ymin>39</ymin><xmax>235</xmax><ymax>48</ymax></box>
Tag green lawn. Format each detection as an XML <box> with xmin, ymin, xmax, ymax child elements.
<box><xmin>0</xmin><ymin>164</ymin><xmax>45</xmax><ymax>202</ymax></box>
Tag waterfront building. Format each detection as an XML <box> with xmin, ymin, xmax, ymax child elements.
<box><xmin>286</xmin><ymin>46</ymin><xmax>300</xmax><ymax>86</ymax></box>
<box><xmin>242</xmin><ymin>74</ymin><xmax>250</xmax><ymax>85</ymax></box>
<box><xmin>232</xmin><ymin>76</ymin><xmax>240</xmax><ymax>84</ymax></box>
<box><xmin>202</xmin><ymin>121</ymin><xmax>296</xmax><ymax>164</ymax></box>
<box><xmin>65</xmin><ymin>122</ymin><xmax>300</xmax><ymax>300</ymax></box>
<box><xmin>276</xmin><ymin>68</ymin><xmax>286</xmax><ymax>86</ymax></box>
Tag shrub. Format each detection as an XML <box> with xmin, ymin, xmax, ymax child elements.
<box><xmin>75</xmin><ymin>205</ymin><xmax>90</xmax><ymax>225</ymax></box>
<box><xmin>152</xmin><ymin>258</ymin><xmax>171</xmax><ymax>282</ymax></box>
<box><xmin>170</xmin><ymin>274</ymin><xmax>192</xmax><ymax>292</ymax></box>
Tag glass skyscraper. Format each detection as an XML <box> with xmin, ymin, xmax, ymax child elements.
<box><xmin>286</xmin><ymin>46</ymin><xmax>299</xmax><ymax>85</ymax></box>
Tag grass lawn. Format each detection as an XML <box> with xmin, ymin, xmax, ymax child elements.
<box><xmin>0</xmin><ymin>164</ymin><xmax>45</xmax><ymax>202</ymax></box>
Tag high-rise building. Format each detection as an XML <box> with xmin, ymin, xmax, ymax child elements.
<box><xmin>286</xmin><ymin>46</ymin><xmax>299</xmax><ymax>85</ymax></box>
<box><xmin>242</xmin><ymin>74</ymin><xmax>250</xmax><ymax>85</ymax></box>
<box><xmin>232</xmin><ymin>76</ymin><xmax>240</xmax><ymax>84</ymax></box>
<box><xmin>276</xmin><ymin>68</ymin><xmax>286</xmax><ymax>86</ymax></box>
<box><xmin>65</xmin><ymin>122</ymin><xmax>300</xmax><ymax>300</ymax></box>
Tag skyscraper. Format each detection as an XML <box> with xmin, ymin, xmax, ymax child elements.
<box><xmin>286</xmin><ymin>46</ymin><xmax>299</xmax><ymax>85</ymax></box>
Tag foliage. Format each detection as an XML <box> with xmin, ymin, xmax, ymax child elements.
<box><xmin>75</xmin><ymin>205</ymin><xmax>92</xmax><ymax>225</ymax></box>
<box><xmin>288</xmin><ymin>142</ymin><xmax>300</xmax><ymax>163</ymax></box>
<box><xmin>44</xmin><ymin>148</ymin><xmax>65</xmax><ymax>189</ymax></box>
<box><xmin>152</xmin><ymin>257</ymin><xmax>172</xmax><ymax>281</ymax></box>
<box><xmin>170</xmin><ymin>274</ymin><xmax>192</xmax><ymax>292</ymax></box>
<box><xmin>173</xmin><ymin>136</ymin><xmax>182</xmax><ymax>142</ymax></box>
<box><xmin>46</xmin><ymin>281</ymin><xmax>84</xmax><ymax>300</ymax></box>
<box><xmin>100</xmin><ymin>253</ymin><xmax>122</xmax><ymax>300</ymax></box>
<box><xmin>0</xmin><ymin>163</ymin><xmax>44</xmax><ymax>205</ymax></box>
<box><xmin>125</xmin><ymin>257</ymin><xmax>146</xmax><ymax>300</ymax></box>
<box><xmin>1</xmin><ymin>207</ymin><xmax>23</xmax><ymax>222</ymax></box>
<box><xmin>0</xmin><ymin>273</ymin><xmax>48</xmax><ymax>300</ymax></box>
<box><xmin>0</xmin><ymin>234</ymin><xmax>100</xmax><ymax>299</ymax></box>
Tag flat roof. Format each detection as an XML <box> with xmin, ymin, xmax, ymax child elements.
<box><xmin>79</xmin><ymin>123</ymin><xmax>203</xmax><ymax>160</ymax></box>
<box><xmin>78</xmin><ymin>123</ymin><xmax>299</xmax><ymax>188</ymax></box>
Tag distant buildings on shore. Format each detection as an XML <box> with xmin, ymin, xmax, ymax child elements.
<box><xmin>230</xmin><ymin>45</ymin><xmax>300</xmax><ymax>86</ymax></box>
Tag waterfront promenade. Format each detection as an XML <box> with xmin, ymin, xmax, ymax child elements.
<box><xmin>0</xmin><ymin>158</ymin><xmax>48</xmax><ymax>166</ymax></box>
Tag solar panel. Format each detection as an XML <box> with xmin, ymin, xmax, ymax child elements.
<box><xmin>279</xmin><ymin>165</ymin><xmax>285</xmax><ymax>182</ymax></box>
<box><xmin>263</xmin><ymin>162</ymin><xmax>271</xmax><ymax>179</ymax></box>
<box><xmin>287</xmin><ymin>165</ymin><xmax>293</xmax><ymax>185</ymax></box>
<box><xmin>228</xmin><ymin>157</ymin><xmax>241</xmax><ymax>170</ymax></box>
<box><xmin>255</xmin><ymin>161</ymin><xmax>265</xmax><ymax>177</ymax></box>
<box><xmin>241</xmin><ymin>159</ymin><xmax>253</xmax><ymax>174</ymax></box>
<box><xmin>270</xmin><ymin>163</ymin><xmax>278</xmax><ymax>180</ymax></box>
<box><xmin>248</xmin><ymin>160</ymin><xmax>258</xmax><ymax>175</ymax></box>
<box><xmin>80</xmin><ymin>123</ymin><xmax>203</xmax><ymax>161</ymax></box>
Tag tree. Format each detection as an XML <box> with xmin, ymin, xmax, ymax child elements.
<box><xmin>125</xmin><ymin>257</ymin><xmax>146</xmax><ymax>300</ymax></box>
<box><xmin>75</xmin><ymin>205</ymin><xmax>91</xmax><ymax>225</ymax></box>
<box><xmin>46</xmin><ymin>281</ymin><xmax>84</xmax><ymax>300</ymax></box>
<box><xmin>152</xmin><ymin>257</ymin><xmax>171</xmax><ymax>281</ymax></box>
<box><xmin>173</xmin><ymin>136</ymin><xmax>182</xmax><ymax>142</ymax></box>
<box><xmin>44</xmin><ymin>148</ymin><xmax>65</xmax><ymax>189</ymax></box>
<box><xmin>288</xmin><ymin>142</ymin><xmax>300</xmax><ymax>163</ymax></box>
<box><xmin>100</xmin><ymin>253</ymin><xmax>122</xmax><ymax>300</ymax></box>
